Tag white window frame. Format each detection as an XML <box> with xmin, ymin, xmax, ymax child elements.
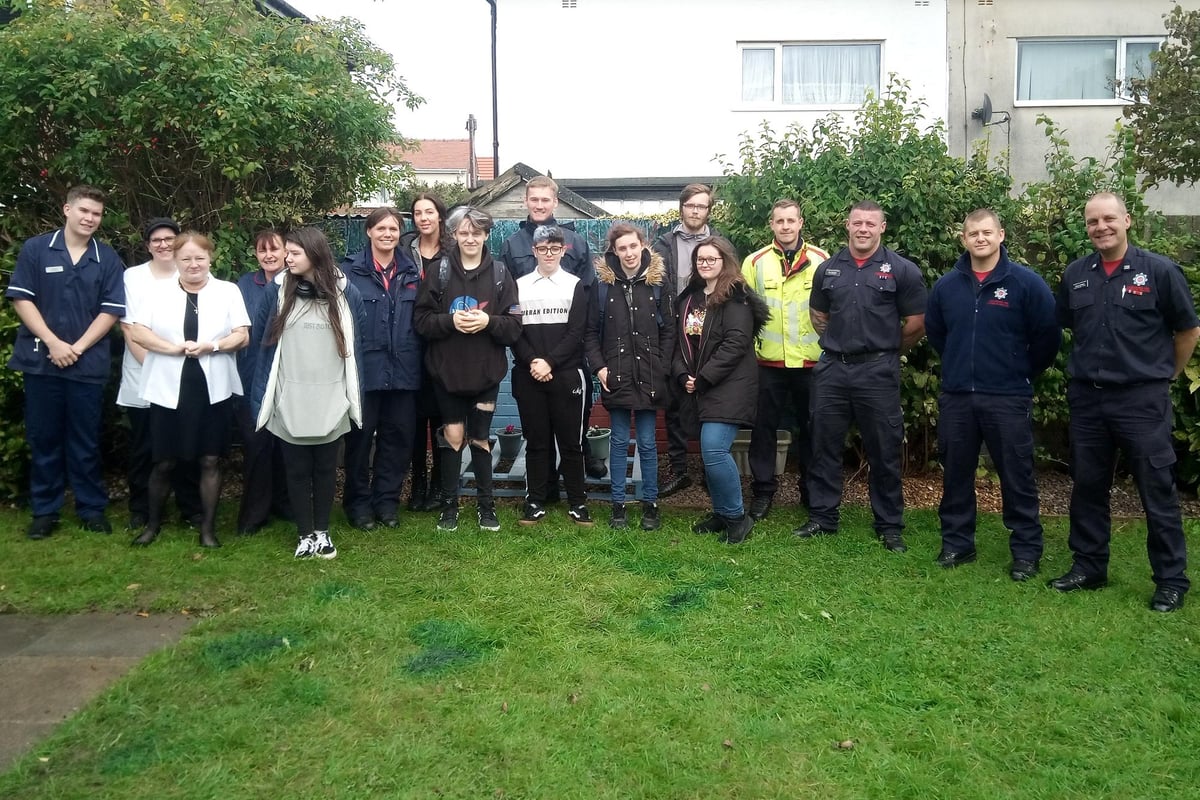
<box><xmin>737</xmin><ymin>41</ymin><xmax>883</xmax><ymax>112</ymax></box>
<box><xmin>1013</xmin><ymin>36</ymin><xmax>1164</xmax><ymax>108</ymax></box>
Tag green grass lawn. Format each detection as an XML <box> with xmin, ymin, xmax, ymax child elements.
<box><xmin>1</xmin><ymin>501</ymin><xmax>1198</xmax><ymax>799</ymax></box>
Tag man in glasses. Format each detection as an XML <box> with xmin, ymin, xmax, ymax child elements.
<box><xmin>797</xmin><ymin>200</ymin><xmax>926</xmax><ymax>553</ymax></box>
<box><xmin>653</xmin><ymin>184</ymin><xmax>721</xmax><ymax>497</ymax></box>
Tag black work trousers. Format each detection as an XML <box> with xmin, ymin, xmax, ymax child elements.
<box><xmin>1067</xmin><ymin>380</ymin><xmax>1188</xmax><ymax>592</ymax></box>
<box><xmin>749</xmin><ymin>365</ymin><xmax>812</xmax><ymax>500</ymax></box>
<box><xmin>807</xmin><ymin>354</ymin><xmax>904</xmax><ymax>535</ymax></box>
<box><xmin>342</xmin><ymin>389</ymin><xmax>417</xmax><ymax>520</ymax></box>
<box><xmin>937</xmin><ymin>392</ymin><xmax>1043</xmax><ymax>561</ymax></box>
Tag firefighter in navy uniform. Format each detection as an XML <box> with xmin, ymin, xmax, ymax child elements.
<box><xmin>1052</xmin><ymin>192</ymin><xmax>1200</xmax><ymax>613</ymax></box>
<box><xmin>797</xmin><ymin>201</ymin><xmax>926</xmax><ymax>553</ymax></box>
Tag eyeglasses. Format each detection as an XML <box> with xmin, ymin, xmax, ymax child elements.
<box><xmin>682</xmin><ymin>203</ymin><xmax>711</xmax><ymax>212</ymax></box>
<box><xmin>149</xmin><ymin>236</ymin><xmax>176</xmax><ymax>247</ymax></box>
<box><xmin>696</xmin><ymin>256</ymin><xmax>722</xmax><ymax>266</ymax></box>
<box><xmin>534</xmin><ymin>245</ymin><xmax>564</xmax><ymax>255</ymax></box>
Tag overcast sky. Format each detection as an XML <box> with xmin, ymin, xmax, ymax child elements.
<box><xmin>289</xmin><ymin>0</ymin><xmax>496</xmax><ymax>143</ymax></box>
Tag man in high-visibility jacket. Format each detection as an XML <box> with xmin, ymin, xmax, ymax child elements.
<box><xmin>740</xmin><ymin>199</ymin><xmax>828</xmax><ymax>520</ymax></box>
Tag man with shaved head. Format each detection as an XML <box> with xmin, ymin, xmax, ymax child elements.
<box><xmin>1052</xmin><ymin>192</ymin><xmax>1200</xmax><ymax>612</ymax></box>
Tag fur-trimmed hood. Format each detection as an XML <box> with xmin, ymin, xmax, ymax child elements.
<box><xmin>596</xmin><ymin>248</ymin><xmax>666</xmax><ymax>287</ymax></box>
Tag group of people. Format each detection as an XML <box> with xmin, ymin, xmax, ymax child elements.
<box><xmin>9</xmin><ymin>182</ymin><xmax>1197</xmax><ymax>612</ymax></box>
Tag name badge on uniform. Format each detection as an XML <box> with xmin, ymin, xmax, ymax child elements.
<box><xmin>45</xmin><ymin>266</ymin><xmax>64</xmax><ymax>274</ymax></box>
<box><xmin>825</xmin><ymin>269</ymin><xmax>841</xmax><ymax>277</ymax></box>
<box><xmin>1072</xmin><ymin>279</ymin><xmax>1088</xmax><ymax>291</ymax></box>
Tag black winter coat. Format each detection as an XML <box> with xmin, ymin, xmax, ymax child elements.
<box><xmin>584</xmin><ymin>249</ymin><xmax>676</xmax><ymax>411</ymax></box>
<box><xmin>673</xmin><ymin>282</ymin><xmax>770</xmax><ymax>428</ymax></box>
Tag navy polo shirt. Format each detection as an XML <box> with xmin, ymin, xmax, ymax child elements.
<box><xmin>810</xmin><ymin>246</ymin><xmax>927</xmax><ymax>354</ymax></box>
<box><xmin>1056</xmin><ymin>245</ymin><xmax>1199</xmax><ymax>385</ymax></box>
<box><xmin>6</xmin><ymin>229</ymin><xmax>126</xmax><ymax>384</ymax></box>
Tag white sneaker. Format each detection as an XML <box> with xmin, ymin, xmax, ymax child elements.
<box><xmin>313</xmin><ymin>530</ymin><xmax>337</xmax><ymax>559</ymax></box>
<box><xmin>294</xmin><ymin>533</ymin><xmax>316</xmax><ymax>559</ymax></box>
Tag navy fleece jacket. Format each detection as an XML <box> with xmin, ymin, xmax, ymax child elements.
<box><xmin>925</xmin><ymin>246</ymin><xmax>1061</xmax><ymax>396</ymax></box>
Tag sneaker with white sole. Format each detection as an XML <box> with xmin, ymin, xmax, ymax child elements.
<box><xmin>294</xmin><ymin>533</ymin><xmax>316</xmax><ymax>559</ymax></box>
<box><xmin>477</xmin><ymin>503</ymin><xmax>501</xmax><ymax>531</ymax></box>
<box><xmin>312</xmin><ymin>530</ymin><xmax>337</xmax><ymax>559</ymax></box>
<box><xmin>438</xmin><ymin>502</ymin><xmax>459</xmax><ymax>532</ymax></box>
<box><xmin>519</xmin><ymin>502</ymin><xmax>546</xmax><ymax>526</ymax></box>
<box><xmin>568</xmin><ymin>504</ymin><xmax>594</xmax><ymax>527</ymax></box>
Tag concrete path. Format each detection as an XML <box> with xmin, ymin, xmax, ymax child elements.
<box><xmin>0</xmin><ymin>613</ymin><xmax>196</xmax><ymax>771</ymax></box>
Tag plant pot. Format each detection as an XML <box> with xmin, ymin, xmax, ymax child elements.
<box><xmin>586</xmin><ymin>428</ymin><xmax>611</xmax><ymax>461</ymax></box>
<box><xmin>496</xmin><ymin>430</ymin><xmax>523</xmax><ymax>460</ymax></box>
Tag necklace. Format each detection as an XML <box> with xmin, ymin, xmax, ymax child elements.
<box><xmin>178</xmin><ymin>280</ymin><xmax>200</xmax><ymax>315</ymax></box>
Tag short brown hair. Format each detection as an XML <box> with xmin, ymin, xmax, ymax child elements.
<box><xmin>771</xmin><ymin>198</ymin><xmax>802</xmax><ymax>217</ymax></box>
<box><xmin>963</xmin><ymin>208</ymin><xmax>1002</xmax><ymax>229</ymax></box>
<box><xmin>66</xmin><ymin>185</ymin><xmax>106</xmax><ymax>206</ymax></box>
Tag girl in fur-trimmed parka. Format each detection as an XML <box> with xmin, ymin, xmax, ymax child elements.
<box><xmin>585</xmin><ymin>223</ymin><xmax>676</xmax><ymax>531</ymax></box>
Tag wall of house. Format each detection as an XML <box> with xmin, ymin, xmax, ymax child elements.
<box><xmin>948</xmin><ymin>0</ymin><xmax>1195</xmax><ymax>215</ymax></box>
<box><xmin>496</xmin><ymin>0</ymin><xmax>948</xmax><ymax>179</ymax></box>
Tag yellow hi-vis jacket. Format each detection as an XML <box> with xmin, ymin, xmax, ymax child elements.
<box><xmin>741</xmin><ymin>240</ymin><xmax>828</xmax><ymax>366</ymax></box>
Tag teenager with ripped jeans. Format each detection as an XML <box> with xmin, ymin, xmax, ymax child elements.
<box><xmin>414</xmin><ymin>206</ymin><xmax>522</xmax><ymax>532</ymax></box>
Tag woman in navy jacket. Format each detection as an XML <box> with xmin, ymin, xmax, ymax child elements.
<box><xmin>339</xmin><ymin>207</ymin><xmax>423</xmax><ymax>530</ymax></box>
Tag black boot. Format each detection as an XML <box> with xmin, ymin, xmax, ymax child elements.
<box><xmin>720</xmin><ymin>513</ymin><xmax>754</xmax><ymax>545</ymax></box>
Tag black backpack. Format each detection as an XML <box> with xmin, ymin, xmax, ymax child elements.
<box><xmin>435</xmin><ymin>256</ymin><xmax>508</xmax><ymax>298</ymax></box>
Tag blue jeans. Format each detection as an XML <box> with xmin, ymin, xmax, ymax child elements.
<box><xmin>700</xmin><ymin>421</ymin><xmax>743</xmax><ymax>518</ymax></box>
<box><xmin>609</xmin><ymin>408</ymin><xmax>659</xmax><ymax>502</ymax></box>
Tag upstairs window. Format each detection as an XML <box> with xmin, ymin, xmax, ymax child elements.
<box><xmin>741</xmin><ymin>42</ymin><xmax>881</xmax><ymax>107</ymax></box>
<box><xmin>1016</xmin><ymin>37</ymin><xmax>1162</xmax><ymax>104</ymax></box>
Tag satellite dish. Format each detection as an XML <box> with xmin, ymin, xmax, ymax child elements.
<box><xmin>971</xmin><ymin>93</ymin><xmax>993</xmax><ymax>124</ymax></box>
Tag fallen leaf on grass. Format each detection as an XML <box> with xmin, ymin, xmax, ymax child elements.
<box><xmin>191</xmin><ymin>553</ymin><xmax>203</xmax><ymax>561</ymax></box>
<box><xmin>501</xmin><ymin>702</ymin><xmax>508</xmax><ymax>713</ymax></box>
<box><xmin>180</xmin><ymin>608</ymin><xmax>190</xmax><ymax>615</ymax></box>
<box><xmin>722</xmin><ymin>739</ymin><xmax>734</xmax><ymax>749</ymax></box>
<box><xmin>135</xmin><ymin>611</ymin><xmax>149</xmax><ymax>618</ymax></box>
<box><xmin>568</xmin><ymin>693</ymin><xmax>579</xmax><ymax>704</ymax></box>
<box><xmin>37</xmin><ymin>757</ymin><xmax>48</xmax><ymax>763</ymax></box>
<box><xmin>125</xmin><ymin>583</ymin><xmax>140</xmax><ymax>590</ymax></box>
<box><xmin>819</xmin><ymin>610</ymin><xmax>833</xmax><ymax>621</ymax></box>
<box><xmin>835</xmin><ymin>739</ymin><xmax>855</xmax><ymax>750</ymax></box>
<box><xmin>701</xmin><ymin>683</ymin><xmax>711</xmax><ymax>692</ymax></box>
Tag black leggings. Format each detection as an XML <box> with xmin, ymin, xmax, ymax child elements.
<box><xmin>280</xmin><ymin>439</ymin><xmax>341</xmax><ymax>536</ymax></box>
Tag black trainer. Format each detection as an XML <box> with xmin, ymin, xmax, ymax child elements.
<box><xmin>609</xmin><ymin>502</ymin><xmax>628</xmax><ymax>529</ymax></box>
<box><xmin>640</xmin><ymin>501</ymin><xmax>660</xmax><ymax>531</ymax></box>
<box><xmin>437</xmin><ymin>502</ymin><xmax>459</xmax><ymax>532</ymax></box>
<box><xmin>478</xmin><ymin>503</ymin><xmax>501</xmax><ymax>531</ymax></box>
<box><xmin>568</xmin><ymin>504</ymin><xmax>594</xmax><ymax>527</ymax></box>
<box><xmin>520</xmin><ymin>502</ymin><xmax>547</xmax><ymax>526</ymax></box>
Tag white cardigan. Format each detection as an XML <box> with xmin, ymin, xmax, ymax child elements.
<box><xmin>131</xmin><ymin>277</ymin><xmax>251</xmax><ymax>409</ymax></box>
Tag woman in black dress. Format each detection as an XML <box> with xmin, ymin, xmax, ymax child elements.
<box><xmin>127</xmin><ymin>232</ymin><xmax>251</xmax><ymax>547</ymax></box>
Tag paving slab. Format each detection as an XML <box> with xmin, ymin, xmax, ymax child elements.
<box><xmin>0</xmin><ymin>612</ymin><xmax>195</xmax><ymax>771</ymax></box>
